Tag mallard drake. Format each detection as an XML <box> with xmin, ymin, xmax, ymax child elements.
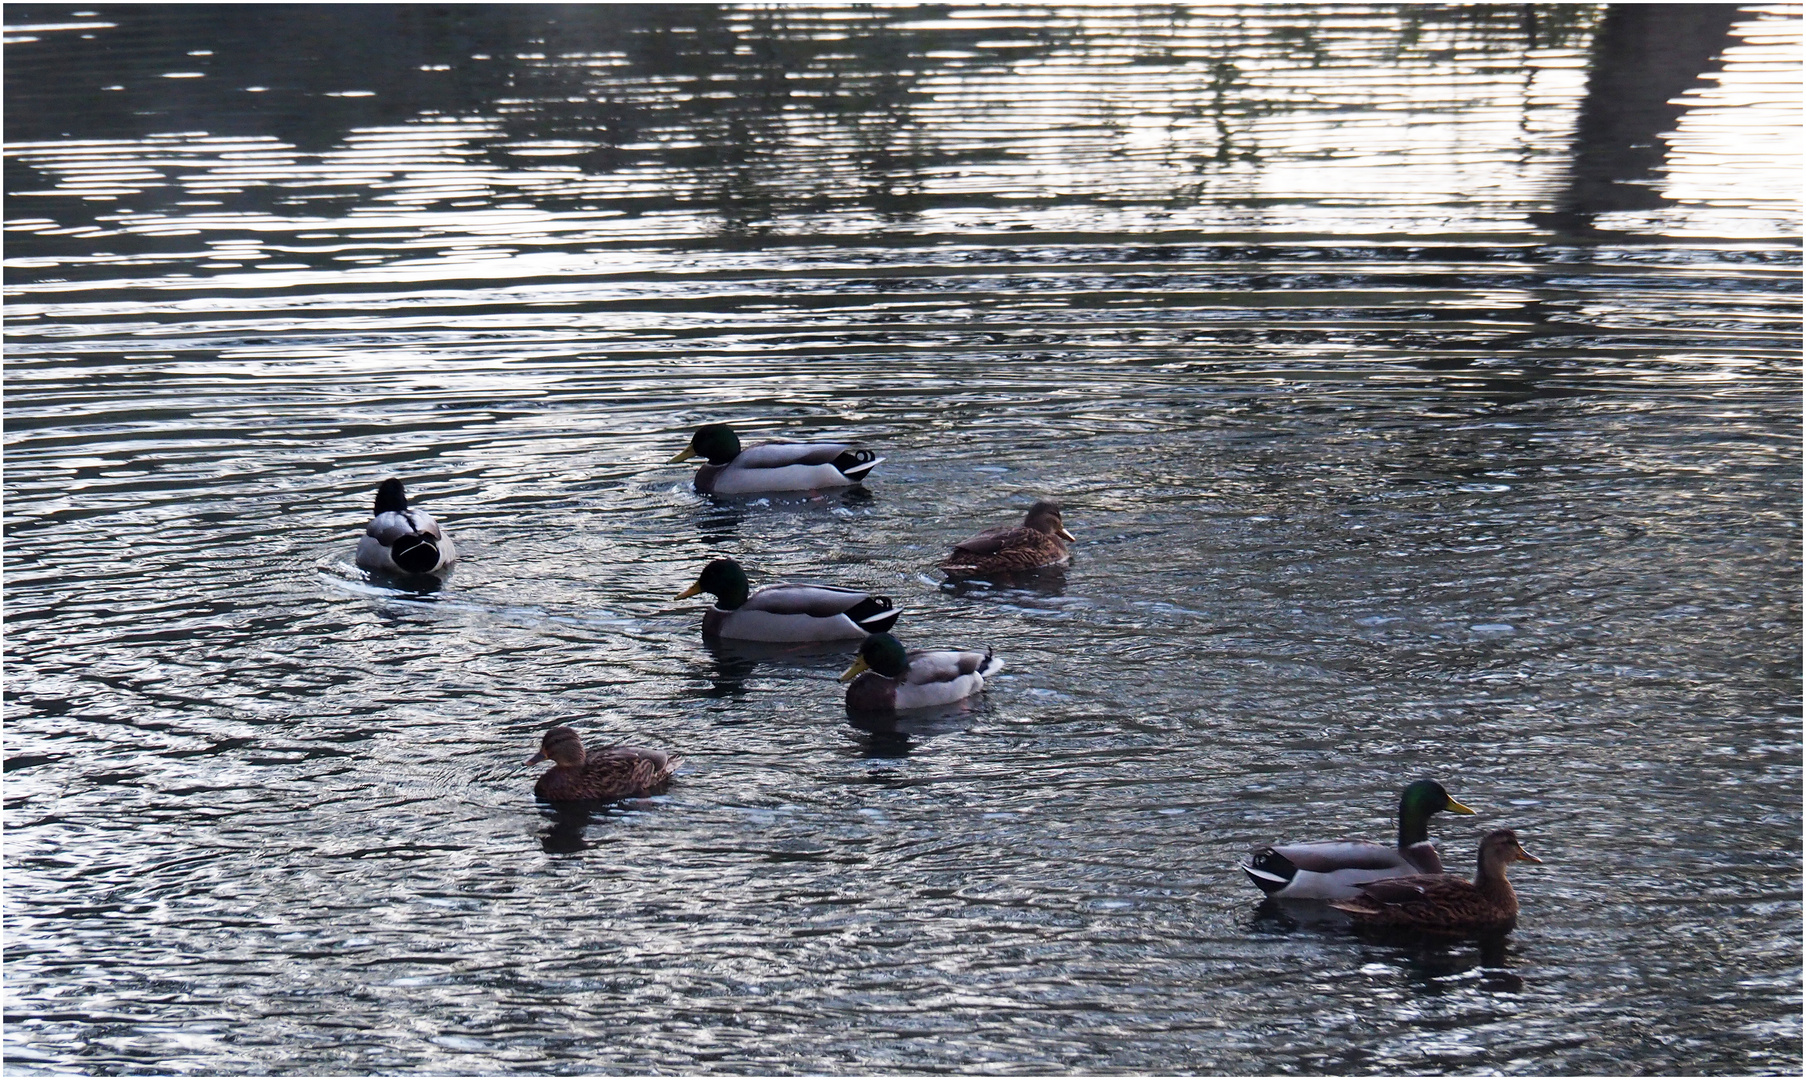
<box><xmin>839</xmin><ymin>632</ymin><xmax>1002</xmax><ymax>713</ymax></box>
<box><xmin>669</xmin><ymin>423</ymin><xmax>881</xmax><ymax>494</ymax></box>
<box><xmin>941</xmin><ymin>500</ymin><xmax>1074</xmax><ymax>576</ymax></box>
<box><xmin>1328</xmin><ymin>829</ymin><xmax>1542</xmax><ymax>935</ymax></box>
<box><xmin>527</xmin><ymin>726</ymin><xmax>682</xmax><ymax>803</ymax></box>
<box><xmin>1243</xmin><ymin>780</ymin><xmax>1476</xmax><ymax>900</ymax></box>
<box><xmin>354</xmin><ymin>478</ymin><xmax>456</xmax><ymax>576</ymax></box>
<box><xmin>676</xmin><ymin>558</ymin><xmax>901</xmax><ymax>642</ymax></box>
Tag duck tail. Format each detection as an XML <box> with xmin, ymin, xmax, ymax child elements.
<box><xmin>847</xmin><ymin>595</ymin><xmax>901</xmax><ymax>633</ymax></box>
<box><xmin>977</xmin><ymin>647</ymin><xmax>1003</xmax><ymax>678</ymax></box>
<box><xmin>834</xmin><ymin>449</ymin><xmax>882</xmax><ymax>481</ymax></box>
<box><xmin>1243</xmin><ymin>847</ymin><xmax>1297</xmax><ymax>896</ymax></box>
<box><xmin>390</xmin><ymin>535</ymin><xmax>442</xmax><ymax>575</ymax></box>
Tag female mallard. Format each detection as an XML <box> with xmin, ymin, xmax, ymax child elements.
<box><xmin>839</xmin><ymin>632</ymin><xmax>1002</xmax><ymax>713</ymax></box>
<box><xmin>527</xmin><ymin>726</ymin><xmax>682</xmax><ymax>803</ymax></box>
<box><xmin>669</xmin><ymin>423</ymin><xmax>881</xmax><ymax>494</ymax></box>
<box><xmin>354</xmin><ymin>478</ymin><xmax>457</xmax><ymax>576</ymax></box>
<box><xmin>1242</xmin><ymin>780</ymin><xmax>1476</xmax><ymax>900</ymax></box>
<box><xmin>676</xmin><ymin>558</ymin><xmax>901</xmax><ymax>642</ymax></box>
<box><xmin>941</xmin><ymin>500</ymin><xmax>1074</xmax><ymax>576</ymax></box>
<box><xmin>1329</xmin><ymin>829</ymin><xmax>1542</xmax><ymax>935</ymax></box>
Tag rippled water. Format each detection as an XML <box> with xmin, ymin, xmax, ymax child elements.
<box><xmin>5</xmin><ymin>4</ymin><xmax>1801</xmax><ymax>1075</ymax></box>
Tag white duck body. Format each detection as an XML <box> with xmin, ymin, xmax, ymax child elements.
<box><xmin>1242</xmin><ymin>839</ymin><xmax>1444</xmax><ymax>900</ymax></box>
<box><xmin>888</xmin><ymin>648</ymin><xmax>1002</xmax><ymax>709</ymax></box>
<box><xmin>699</xmin><ymin>441</ymin><xmax>881</xmax><ymax>494</ymax></box>
<box><xmin>354</xmin><ymin>479</ymin><xmax>456</xmax><ymax>576</ymax></box>
<box><xmin>706</xmin><ymin>583</ymin><xmax>900</xmax><ymax>642</ymax></box>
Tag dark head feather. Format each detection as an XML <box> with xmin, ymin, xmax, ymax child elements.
<box><xmin>690</xmin><ymin>424</ymin><xmax>742</xmax><ymax>465</ymax></box>
<box><xmin>374</xmin><ymin>478</ymin><xmax>408</xmax><ymax>515</ymax></box>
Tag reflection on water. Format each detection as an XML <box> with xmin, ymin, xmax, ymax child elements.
<box><xmin>5</xmin><ymin>1</ymin><xmax>1797</xmax><ymax>281</ymax></box>
<box><xmin>4</xmin><ymin>3</ymin><xmax>1800</xmax><ymax>1076</ymax></box>
<box><xmin>940</xmin><ymin>565</ymin><xmax>1070</xmax><ymax>597</ymax></box>
<box><xmin>1543</xmin><ymin>4</ymin><xmax>1742</xmax><ymax>229</ymax></box>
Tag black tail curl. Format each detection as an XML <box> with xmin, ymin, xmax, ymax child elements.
<box><xmin>846</xmin><ymin>594</ymin><xmax>900</xmax><ymax>633</ymax></box>
<box><xmin>1243</xmin><ymin>847</ymin><xmax>1298</xmax><ymax>896</ymax></box>
<box><xmin>390</xmin><ymin>535</ymin><xmax>441</xmax><ymax>575</ymax></box>
<box><xmin>833</xmin><ymin>448</ymin><xmax>880</xmax><ymax>479</ymax></box>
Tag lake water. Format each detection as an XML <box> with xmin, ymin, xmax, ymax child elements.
<box><xmin>4</xmin><ymin>4</ymin><xmax>1801</xmax><ymax>1074</ymax></box>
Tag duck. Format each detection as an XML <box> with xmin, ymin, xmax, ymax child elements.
<box><xmin>527</xmin><ymin>726</ymin><xmax>682</xmax><ymax>803</ymax></box>
<box><xmin>1242</xmin><ymin>780</ymin><xmax>1476</xmax><ymax>900</ymax></box>
<box><xmin>354</xmin><ymin>477</ymin><xmax>457</xmax><ymax>576</ymax></box>
<box><xmin>940</xmin><ymin>500</ymin><xmax>1074</xmax><ymax>576</ymax></box>
<box><xmin>1328</xmin><ymin>829</ymin><xmax>1543</xmax><ymax>935</ymax></box>
<box><xmin>676</xmin><ymin>558</ymin><xmax>901</xmax><ymax>642</ymax></box>
<box><xmin>669</xmin><ymin>422</ymin><xmax>881</xmax><ymax>494</ymax></box>
<box><xmin>839</xmin><ymin>632</ymin><xmax>1002</xmax><ymax>713</ymax></box>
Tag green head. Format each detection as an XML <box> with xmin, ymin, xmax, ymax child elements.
<box><xmin>839</xmin><ymin>632</ymin><xmax>909</xmax><ymax>682</ymax></box>
<box><xmin>669</xmin><ymin>423</ymin><xmax>742</xmax><ymax>465</ymax></box>
<box><xmin>1397</xmin><ymin>779</ymin><xmax>1475</xmax><ymax>846</ymax></box>
<box><xmin>675</xmin><ymin>558</ymin><xmax>749</xmax><ymax>608</ymax></box>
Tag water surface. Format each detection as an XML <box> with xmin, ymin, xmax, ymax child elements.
<box><xmin>4</xmin><ymin>4</ymin><xmax>1801</xmax><ymax>1074</ymax></box>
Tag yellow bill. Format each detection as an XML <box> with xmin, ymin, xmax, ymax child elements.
<box><xmin>838</xmin><ymin>656</ymin><xmax>870</xmax><ymax>683</ymax></box>
<box><xmin>668</xmin><ymin>444</ymin><xmax>698</xmax><ymax>463</ymax></box>
<box><xmin>674</xmin><ymin>582</ymin><xmax>704</xmax><ymax>600</ymax></box>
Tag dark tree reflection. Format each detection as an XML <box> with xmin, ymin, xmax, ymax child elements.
<box><xmin>1534</xmin><ymin>3</ymin><xmax>1741</xmax><ymax>232</ymax></box>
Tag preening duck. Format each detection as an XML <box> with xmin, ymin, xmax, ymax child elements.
<box><xmin>354</xmin><ymin>478</ymin><xmax>456</xmax><ymax>576</ymax></box>
<box><xmin>941</xmin><ymin>500</ymin><xmax>1074</xmax><ymax>576</ymax></box>
<box><xmin>839</xmin><ymin>632</ymin><xmax>1002</xmax><ymax>713</ymax></box>
<box><xmin>1328</xmin><ymin>828</ymin><xmax>1542</xmax><ymax>935</ymax></box>
<box><xmin>527</xmin><ymin>726</ymin><xmax>682</xmax><ymax>803</ymax></box>
<box><xmin>676</xmin><ymin>558</ymin><xmax>901</xmax><ymax>642</ymax></box>
<box><xmin>669</xmin><ymin>423</ymin><xmax>881</xmax><ymax>494</ymax></box>
<box><xmin>1242</xmin><ymin>780</ymin><xmax>1476</xmax><ymax>900</ymax></box>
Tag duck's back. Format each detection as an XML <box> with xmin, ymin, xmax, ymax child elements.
<box><xmin>733</xmin><ymin>442</ymin><xmax>853</xmax><ymax>468</ymax></box>
<box><xmin>534</xmin><ymin>746</ymin><xmax>680</xmax><ymax>802</ymax></box>
<box><xmin>1332</xmin><ymin>872</ymin><xmax>1518</xmax><ymax>933</ymax></box>
<box><xmin>942</xmin><ymin>526</ymin><xmax>1067</xmax><ymax>572</ymax></box>
<box><xmin>356</xmin><ymin>508</ymin><xmax>454</xmax><ymax>574</ymax></box>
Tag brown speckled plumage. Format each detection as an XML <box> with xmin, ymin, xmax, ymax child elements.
<box><xmin>528</xmin><ymin>726</ymin><xmax>681</xmax><ymax>803</ymax></box>
<box><xmin>941</xmin><ymin>500</ymin><xmax>1073</xmax><ymax>576</ymax></box>
<box><xmin>1328</xmin><ymin>829</ymin><xmax>1541</xmax><ymax>935</ymax></box>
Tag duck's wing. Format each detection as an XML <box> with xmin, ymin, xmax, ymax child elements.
<box><xmin>1352</xmin><ymin>872</ymin><xmax>1463</xmax><ymax>905</ymax></box>
<box><xmin>590</xmin><ymin>746</ymin><xmax>682</xmax><ymax>793</ymax></box>
<box><xmin>903</xmin><ymin>647</ymin><xmax>1001</xmax><ymax>685</ymax></box>
<box><xmin>948</xmin><ymin>524</ymin><xmax>1025</xmax><ymax>556</ymax></box>
<box><xmin>365</xmin><ymin>508</ymin><xmax>441</xmax><ymax>544</ymax></box>
<box><xmin>742</xmin><ymin>583</ymin><xmax>878</xmax><ymax>617</ymax></box>
<box><xmin>1261</xmin><ymin>839</ymin><xmax>1414</xmax><ymax>875</ymax></box>
<box><xmin>733</xmin><ymin>441</ymin><xmax>855</xmax><ymax>469</ymax></box>
<box><xmin>943</xmin><ymin>526</ymin><xmax>1066</xmax><ymax>571</ymax></box>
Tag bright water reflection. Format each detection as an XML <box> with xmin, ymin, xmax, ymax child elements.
<box><xmin>4</xmin><ymin>3</ymin><xmax>1801</xmax><ymax>1075</ymax></box>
